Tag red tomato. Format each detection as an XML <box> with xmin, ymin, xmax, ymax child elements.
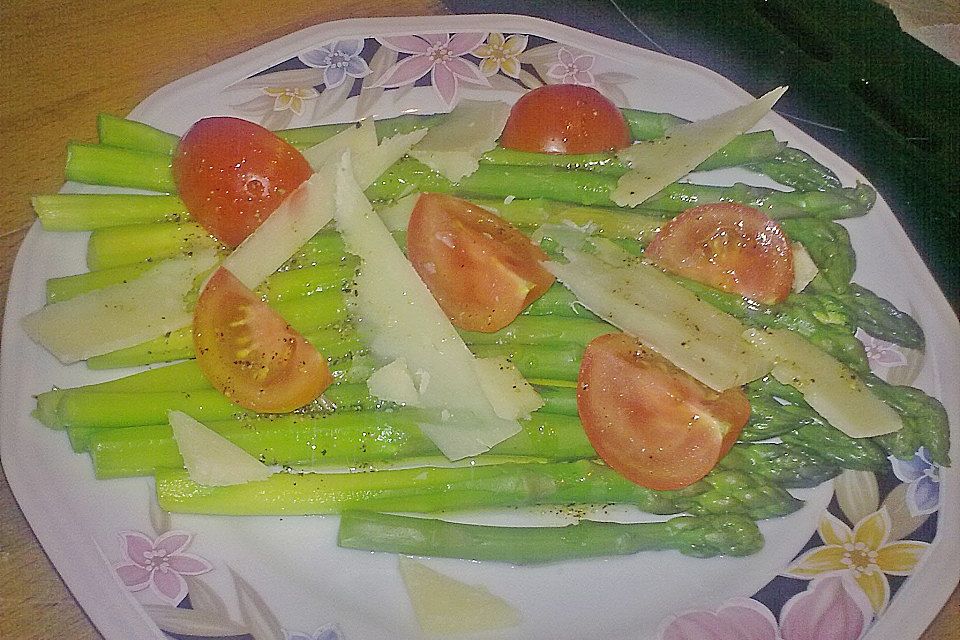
<box><xmin>577</xmin><ymin>333</ymin><xmax>750</xmax><ymax>491</ymax></box>
<box><xmin>193</xmin><ymin>267</ymin><xmax>332</xmax><ymax>413</ymax></box>
<box><xmin>406</xmin><ymin>193</ymin><xmax>555</xmax><ymax>332</ymax></box>
<box><xmin>173</xmin><ymin>117</ymin><xmax>312</xmax><ymax>248</ymax></box>
<box><xmin>500</xmin><ymin>84</ymin><xmax>632</xmax><ymax>154</ymax></box>
<box><xmin>645</xmin><ymin>202</ymin><xmax>794</xmax><ymax>304</ymax></box>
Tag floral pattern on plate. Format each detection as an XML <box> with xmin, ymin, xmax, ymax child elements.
<box><xmin>226</xmin><ymin>32</ymin><xmax>637</xmax><ymax>127</ymax></box>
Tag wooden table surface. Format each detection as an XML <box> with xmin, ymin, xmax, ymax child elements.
<box><xmin>0</xmin><ymin>2</ymin><xmax>956</xmax><ymax>639</ymax></box>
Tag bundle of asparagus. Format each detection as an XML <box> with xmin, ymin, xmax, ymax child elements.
<box><xmin>26</xmin><ymin>103</ymin><xmax>949</xmax><ymax>564</ymax></box>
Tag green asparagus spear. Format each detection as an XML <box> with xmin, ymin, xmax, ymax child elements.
<box><xmin>96</xmin><ymin>108</ymin><xmax>774</xmax><ymax>169</ymax></box>
<box><xmin>61</xmin><ymin>382</ymin><xmax>379</xmax><ymax>450</ymax></box>
<box><xmin>480</xmin><ymin>130</ymin><xmax>784</xmax><ymax>175</ymax></box>
<box><xmin>33</xmin><ymin>361</ymin><xmax>209</xmax><ymax>429</ymax></box>
<box><xmin>780</xmin><ymin>217</ymin><xmax>856</xmax><ymax>293</ymax></box>
<box><xmin>84</xmin><ymin>304</ymin><xmax>604</xmax><ymax>372</ymax></box>
<box><xmin>87</xmin><ymin>223</ymin><xmax>346</xmax><ymax>271</ymax></box>
<box><xmin>835</xmin><ymin>284</ymin><xmax>925</xmax><ymax>350</ymax></box>
<box><xmin>34</xmin><ymin>194</ymin><xmax>189</xmax><ymax>231</ymax></box>
<box><xmin>524</xmin><ymin>284</ymin><xmax>600</xmax><ymax>319</ymax></box>
<box><xmin>460</xmin><ymin>316</ymin><xmax>611</xmax><ymax>348</ymax></box>
<box><xmin>688</xmin><ymin>469</ymin><xmax>801</xmax><ymax>520</ymax></box>
<box><xmin>65</xmin><ymin>143</ymin><xmax>175</xmax><ymax>192</ymax></box>
<box><xmin>337</xmin><ymin>511</ymin><xmax>764</xmax><ymax>563</ymax></box>
<box><xmin>781</xmin><ymin>424</ymin><xmax>887</xmax><ymax>471</ymax></box>
<box><xmin>741</xmin><ymin>376</ymin><xmax>826</xmax><ymax>441</ymax></box>
<box><xmin>155</xmin><ymin>460</ymin><xmax>641</xmax><ymax>515</ymax></box>
<box><xmin>155</xmin><ymin>459</ymin><xmax>798</xmax><ymax>521</ymax></box>
<box><xmin>367</xmin><ymin>157</ymin><xmax>877</xmax><ymax>219</ymax></box>
<box><xmin>870</xmin><ymin>378</ymin><xmax>951</xmax><ymax>466</ymax></box>
<box><xmin>46</xmin><ymin>262</ymin><xmax>157</xmax><ymax>303</ymax></box>
<box><xmin>470</xmin><ymin>342</ymin><xmax>583</xmax><ymax>382</ymax></box>
<box><xmin>98</xmin><ymin>113</ymin><xmax>179</xmax><ymax>155</ymax></box>
<box><xmin>719</xmin><ymin>443</ymin><xmax>840</xmax><ymax>488</ymax></box>
<box><xmin>469</xmin><ymin>197</ymin><xmax>664</xmax><ymax>240</ymax></box>
<box><xmin>89</xmin><ymin>411</ymin><xmax>593</xmax><ymax>478</ymax></box>
<box><xmin>747</xmin><ymin>148</ymin><xmax>842</xmax><ymax>192</ymax></box>
<box><xmin>533</xmin><ymin>385</ymin><xmax>578</xmax><ymax>416</ymax></box>
<box><xmin>87</xmin><ymin>221</ymin><xmax>220</xmax><ymax>270</ymax></box>
<box><xmin>47</xmin><ymin>254</ymin><xmax>357</xmax><ymax>303</ymax></box>
<box><xmin>62</xmin><ymin>139</ymin><xmax>876</xmax><ymax>220</ymax></box>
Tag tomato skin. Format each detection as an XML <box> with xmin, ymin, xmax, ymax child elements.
<box><xmin>645</xmin><ymin>202</ymin><xmax>794</xmax><ymax>304</ymax></box>
<box><xmin>193</xmin><ymin>267</ymin><xmax>332</xmax><ymax>413</ymax></box>
<box><xmin>577</xmin><ymin>333</ymin><xmax>750</xmax><ymax>491</ymax></box>
<box><xmin>174</xmin><ymin>117</ymin><xmax>312</xmax><ymax>248</ymax></box>
<box><xmin>500</xmin><ymin>84</ymin><xmax>632</xmax><ymax>154</ymax></box>
<box><xmin>406</xmin><ymin>193</ymin><xmax>555</xmax><ymax>332</ymax></box>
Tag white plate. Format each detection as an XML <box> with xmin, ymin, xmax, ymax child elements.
<box><xmin>2</xmin><ymin>14</ymin><xmax>957</xmax><ymax>640</ymax></box>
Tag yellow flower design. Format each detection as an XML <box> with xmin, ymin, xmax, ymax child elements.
<box><xmin>473</xmin><ymin>32</ymin><xmax>528</xmax><ymax>78</ymax></box>
<box><xmin>263</xmin><ymin>87</ymin><xmax>319</xmax><ymax>115</ymax></box>
<box><xmin>784</xmin><ymin>507</ymin><xmax>928</xmax><ymax>612</ymax></box>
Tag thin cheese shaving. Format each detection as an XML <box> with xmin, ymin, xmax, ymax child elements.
<box><xmin>613</xmin><ymin>86</ymin><xmax>787</xmax><ymax>206</ymax></box>
<box><xmin>169</xmin><ymin>410</ymin><xmax>273</xmax><ymax>486</ymax></box>
<box><xmin>332</xmin><ymin>153</ymin><xmax>522</xmax><ymax>460</ymax></box>
<box><xmin>410</xmin><ymin>100</ymin><xmax>511</xmax><ymax>181</ymax></box>
<box><xmin>22</xmin><ymin>250</ymin><xmax>217</xmax><ymax>363</ymax></box>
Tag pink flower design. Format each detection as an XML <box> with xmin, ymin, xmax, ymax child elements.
<box><xmin>546</xmin><ymin>48</ymin><xmax>595</xmax><ymax>85</ymax></box>
<box><xmin>657</xmin><ymin>576</ymin><xmax>873</xmax><ymax>640</ymax></box>
<box><xmin>779</xmin><ymin>575</ymin><xmax>873</xmax><ymax>640</ymax></box>
<box><xmin>658</xmin><ymin>597</ymin><xmax>779</xmax><ymax>640</ymax></box>
<box><xmin>855</xmin><ymin>328</ymin><xmax>908</xmax><ymax>368</ymax></box>
<box><xmin>114</xmin><ymin>530</ymin><xmax>213</xmax><ymax>604</ymax></box>
<box><xmin>374</xmin><ymin>33</ymin><xmax>489</xmax><ymax>105</ymax></box>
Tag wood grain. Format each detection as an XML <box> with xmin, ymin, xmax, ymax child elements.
<box><xmin>0</xmin><ymin>2</ymin><xmax>955</xmax><ymax>639</ymax></box>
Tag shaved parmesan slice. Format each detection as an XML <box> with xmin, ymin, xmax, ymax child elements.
<box><xmin>410</xmin><ymin>100</ymin><xmax>511</xmax><ymax>181</ymax></box>
<box><xmin>743</xmin><ymin>328</ymin><xmax>903</xmax><ymax>437</ymax></box>
<box><xmin>332</xmin><ymin>154</ymin><xmax>521</xmax><ymax>460</ymax></box>
<box><xmin>367</xmin><ymin>358</ymin><xmax>421</xmax><ymax>406</ymax></box>
<box><xmin>224</xmin><ymin>128</ymin><xmax>426</xmax><ymax>289</ymax></box>
<box><xmin>169</xmin><ymin>410</ymin><xmax>273</xmax><ymax>486</ymax></box>
<box><xmin>544</xmin><ymin>238</ymin><xmax>770</xmax><ymax>391</ymax></box>
<box><xmin>791</xmin><ymin>242</ymin><xmax>819</xmax><ymax>292</ymax></box>
<box><xmin>301</xmin><ymin>118</ymin><xmax>379</xmax><ymax>171</ymax></box>
<box><xmin>358</xmin><ymin>128</ymin><xmax>428</xmax><ymax>187</ymax></box>
<box><xmin>398</xmin><ymin>556</ymin><xmax>521</xmax><ymax>634</ymax></box>
<box><xmin>613</xmin><ymin>86</ymin><xmax>788</xmax><ymax>206</ymax></box>
<box><xmin>223</xmin><ymin>167</ymin><xmax>337</xmax><ymax>289</ymax></box>
<box><xmin>22</xmin><ymin>250</ymin><xmax>217</xmax><ymax>363</ymax></box>
<box><xmin>474</xmin><ymin>357</ymin><xmax>543</xmax><ymax>420</ymax></box>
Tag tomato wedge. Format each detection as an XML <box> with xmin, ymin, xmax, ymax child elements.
<box><xmin>645</xmin><ymin>202</ymin><xmax>794</xmax><ymax>304</ymax></box>
<box><xmin>173</xmin><ymin>117</ymin><xmax>312</xmax><ymax>248</ymax></box>
<box><xmin>193</xmin><ymin>267</ymin><xmax>332</xmax><ymax>412</ymax></box>
<box><xmin>406</xmin><ymin>193</ymin><xmax>555</xmax><ymax>333</ymax></box>
<box><xmin>577</xmin><ymin>333</ymin><xmax>750</xmax><ymax>491</ymax></box>
<box><xmin>500</xmin><ymin>84</ymin><xmax>632</xmax><ymax>154</ymax></box>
